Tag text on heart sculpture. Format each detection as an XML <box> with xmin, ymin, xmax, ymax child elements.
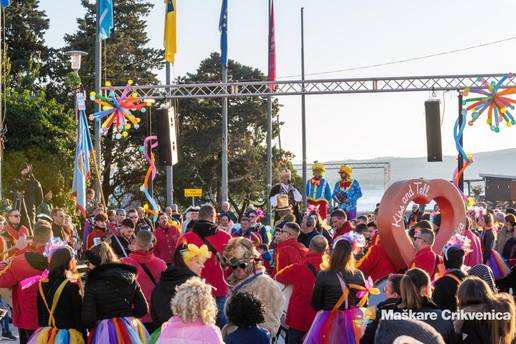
<box><xmin>376</xmin><ymin>179</ymin><xmax>467</xmax><ymax>271</ymax></box>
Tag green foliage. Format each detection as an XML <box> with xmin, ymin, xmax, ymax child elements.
<box><xmin>64</xmin><ymin>0</ymin><xmax>163</xmax><ymax>208</ymax></box>
<box><xmin>3</xmin><ymin>87</ymin><xmax>76</xmax><ymax>211</ymax></box>
<box><xmin>173</xmin><ymin>53</ymin><xmax>295</xmax><ymax>215</ymax></box>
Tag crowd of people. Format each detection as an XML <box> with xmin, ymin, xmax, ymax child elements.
<box><xmin>0</xmin><ymin>162</ymin><xmax>513</xmax><ymax>343</ymax></box>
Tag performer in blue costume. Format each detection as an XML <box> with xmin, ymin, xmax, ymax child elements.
<box><xmin>332</xmin><ymin>165</ymin><xmax>362</xmax><ymax>220</ymax></box>
<box><xmin>305</xmin><ymin>162</ymin><xmax>333</xmax><ymax>221</ymax></box>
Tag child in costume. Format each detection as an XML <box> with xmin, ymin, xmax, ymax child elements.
<box><xmin>154</xmin><ymin>277</ymin><xmax>223</xmax><ymax>344</ymax></box>
<box><xmin>30</xmin><ymin>240</ymin><xmax>85</xmax><ymax>343</ymax></box>
<box><xmin>306</xmin><ymin>162</ymin><xmax>333</xmax><ymax>221</ymax></box>
<box><xmin>82</xmin><ymin>242</ymin><xmax>149</xmax><ymax>344</ymax></box>
<box><xmin>332</xmin><ymin>165</ymin><xmax>362</xmax><ymax>221</ymax></box>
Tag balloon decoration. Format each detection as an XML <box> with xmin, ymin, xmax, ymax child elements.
<box><xmin>454</xmin><ymin>74</ymin><xmax>515</xmax><ymax>207</ymax></box>
<box><xmin>89</xmin><ymin>80</ymin><xmax>149</xmax><ymax>139</ymax></box>
<box><xmin>140</xmin><ymin>136</ymin><xmax>159</xmax><ymax>222</ymax></box>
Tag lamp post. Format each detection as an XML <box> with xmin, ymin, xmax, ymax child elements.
<box><xmin>64</xmin><ymin>50</ymin><xmax>87</xmax><ymax>73</ymax></box>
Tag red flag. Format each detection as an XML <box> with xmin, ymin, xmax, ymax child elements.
<box><xmin>268</xmin><ymin>0</ymin><xmax>276</xmax><ymax>90</ymax></box>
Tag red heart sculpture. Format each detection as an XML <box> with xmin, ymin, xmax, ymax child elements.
<box><xmin>377</xmin><ymin>179</ymin><xmax>467</xmax><ymax>271</ymax></box>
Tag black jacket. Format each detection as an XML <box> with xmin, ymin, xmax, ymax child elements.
<box><xmin>82</xmin><ymin>263</ymin><xmax>148</xmax><ymax>329</ymax></box>
<box><xmin>110</xmin><ymin>235</ymin><xmax>131</xmax><ymax>258</ymax></box>
<box><xmin>150</xmin><ymin>265</ymin><xmax>196</xmax><ymax>327</ymax></box>
<box><xmin>298</xmin><ymin>228</ymin><xmax>332</xmax><ymax>248</ymax></box>
<box><xmin>432</xmin><ymin>269</ymin><xmax>467</xmax><ymax>312</ymax></box>
<box><xmin>395</xmin><ymin>297</ymin><xmax>456</xmax><ymax>343</ymax></box>
<box><xmin>192</xmin><ymin>219</ymin><xmax>219</xmax><ymax>238</ymax></box>
<box><xmin>360</xmin><ymin>297</ymin><xmax>400</xmax><ymax>344</ymax></box>
<box><xmin>311</xmin><ymin>269</ymin><xmax>366</xmax><ymax>311</ymax></box>
<box><xmin>37</xmin><ymin>277</ymin><xmax>85</xmax><ymax>336</ymax></box>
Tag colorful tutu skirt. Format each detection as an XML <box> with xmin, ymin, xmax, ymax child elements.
<box><xmin>87</xmin><ymin>317</ymin><xmax>150</xmax><ymax>344</ymax></box>
<box><xmin>487</xmin><ymin>249</ymin><xmax>510</xmax><ymax>280</ymax></box>
<box><xmin>303</xmin><ymin>307</ymin><xmax>365</xmax><ymax>344</ymax></box>
<box><xmin>28</xmin><ymin>327</ymin><xmax>84</xmax><ymax>344</ymax></box>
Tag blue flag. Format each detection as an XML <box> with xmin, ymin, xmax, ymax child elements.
<box><xmin>219</xmin><ymin>0</ymin><xmax>228</xmax><ymax>66</ymax></box>
<box><xmin>0</xmin><ymin>0</ymin><xmax>10</xmax><ymax>7</ymax></box>
<box><xmin>99</xmin><ymin>0</ymin><xmax>114</xmax><ymax>40</ymax></box>
<box><xmin>72</xmin><ymin>98</ymin><xmax>93</xmax><ymax>218</ymax></box>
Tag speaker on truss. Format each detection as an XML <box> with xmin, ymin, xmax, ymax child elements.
<box><xmin>425</xmin><ymin>99</ymin><xmax>442</xmax><ymax>162</ymax></box>
<box><xmin>155</xmin><ymin>107</ymin><xmax>178</xmax><ymax>166</ymax></box>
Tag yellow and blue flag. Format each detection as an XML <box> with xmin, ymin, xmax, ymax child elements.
<box><xmin>99</xmin><ymin>0</ymin><xmax>114</xmax><ymax>40</ymax></box>
<box><xmin>219</xmin><ymin>0</ymin><xmax>228</xmax><ymax>66</ymax></box>
<box><xmin>164</xmin><ymin>0</ymin><xmax>177</xmax><ymax>64</ymax></box>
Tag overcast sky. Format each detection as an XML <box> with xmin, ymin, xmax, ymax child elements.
<box><xmin>40</xmin><ymin>0</ymin><xmax>516</xmax><ymax>163</ymax></box>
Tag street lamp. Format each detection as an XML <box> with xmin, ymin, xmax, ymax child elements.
<box><xmin>64</xmin><ymin>50</ymin><xmax>88</xmax><ymax>73</ymax></box>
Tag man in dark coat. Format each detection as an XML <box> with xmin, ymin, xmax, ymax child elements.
<box><xmin>432</xmin><ymin>246</ymin><xmax>467</xmax><ymax>312</ymax></box>
<box><xmin>10</xmin><ymin>163</ymin><xmax>43</xmax><ymax>232</ymax></box>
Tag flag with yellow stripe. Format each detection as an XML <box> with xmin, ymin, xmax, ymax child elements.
<box><xmin>164</xmin><ymin>0</ymin><xmax>177</xmax><ymax>64</ymax></box>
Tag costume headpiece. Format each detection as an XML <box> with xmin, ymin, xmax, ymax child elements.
<box><xmin>312</xmin><ymin>161</ymin><xmax>325</xmax><ymax>174</ymax></box>
<box><xmin>333</xmin><ymin>231</ymin><xmax>366</xmax><ymax>249</ymax></box>
<box><xmin>443</xmin><ymin>234</ymin><xmax>472</xmax><ymax>260</ymax></box>
<box><xmin>223</xmin><ymin>237</ymin><xmax>260</xmax><ymax>262</ymax></box>
<box><xmin>181</xmin><ymin>243</ymin><xmax>212</xmax><ymax>263</ymax></box>
<box><xmin>338</xmin><ymin>165</ymin><xmax>352</xmax><ymax>177</ymax></box>
<box><xmin>44</xmin><ymin>238</ymin><xmax>69</xmax><ymax>258</ymax></box>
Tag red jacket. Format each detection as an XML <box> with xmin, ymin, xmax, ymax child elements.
<box><xmin>177</xmin><ymin>221</ymin><xmax>231</xmax><ymax>297</ymax></box>
<box><xmin>4</xmin><ymin>223</ymin><xmax>30</xmax><ymax>257</ymax></box>
<box><xmin>0</xmin><ymin>246</ymin><xmax>48</xmax><ymax>329</ymax></box>
<box><xmin>275</xmin><ymin>252</ymin><xmax>323</xmax><ymax>332</ymax></box>
<box><xmin>356</xmin><ymin>239</ymin><xmax>396</xmax><ymax>283</ymax></box>
<box><xmin>153</xmin><ymin>224</ymin><xmax>181</xmax><ymax>264</ymax></box>
<box><xmin>121</xmin><ymin>250</ymin><xmax>167</xmax><ymax>324</ymax></box>
<box><xmin>274</xmin><ymin>239</ymin><xmax>308</xmax><ymax>275</ymax></box>
<box><xmin>86</xmin><ymin>228</ymin><xmax>108</xmax><ymax>250</ymax></box>
<box><xmin>332</xmin><ymin>222</ymin><xmax>354</xmax><ymax>240</ymax></box>
<box><xmin>410</xmin><ymin>246</ymin><xmax>440</xmax><ymax>278</ymax></box>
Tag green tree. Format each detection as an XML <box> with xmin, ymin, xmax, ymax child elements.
<box><xmin>173</xmin><ymin>53</ymin><xmax>294</xmax><ymax>215</ymax></box>
<box><xmin>2</xmin><ymin>86</ymin><xmax>76</xmax><ymax>208</ymax></box>
<box><xmin>64</xmin><ymin>0</ymin><xmax>163</xmax><ymax>207</ymax></box>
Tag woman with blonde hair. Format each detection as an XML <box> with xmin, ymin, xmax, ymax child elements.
<box><xmin>151</xmin><ymin>243</ymin><xmax>211</xmax><ymax>328</ymax></box>
<box><xmin>155</xmin><ymin>277</ymin><xmax>223</xmax><ymax>344</ymax></box>
<box><xmin>82</xmin><ymin>242</ymin><xmax>149</xmax><ymax>343</ymax></box>
<box><xmin>456</xmin><ymin>276</ymin><xmax>515</xmax><ymax>344</ymax></box>
<box><xmin>305</xmin><ymin>235</ymin><xmax>368</xmax><ymax>344</ymax></box>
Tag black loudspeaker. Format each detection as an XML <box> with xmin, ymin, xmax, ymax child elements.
<box><xmin>425</xmin><ymin>99</ymin><xmax>443</xmax><ymax>162</ymax></box>
<box><xmin>155</xmin><ymin>107</ymin><xmax>178</xmax><ymax>166</ymax></box>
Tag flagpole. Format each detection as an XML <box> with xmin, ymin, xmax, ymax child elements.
<box><xmin>165</xmin><ymin>62</ymin><xmax>174</xmax><ymax>206</ymax></box>
<box><xmin>94</xmin><ymin>0</ymin><xmax>103</xmax><ymax>203</ymax></box>
<box><xmin>265</xmin><ymin>0</ymin><xmax>274</xmax><ymax>226</ymax></box>
<box><xmin>300</xmin><ymin>7</ymin><xmax>307</xmax><ymax>210</ymax></box>
<box><xmin>221</xmin><ymin>63</ymin><xmax>229</xmax><ymax>205</ymax></box>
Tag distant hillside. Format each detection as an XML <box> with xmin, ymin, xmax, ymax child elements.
<box><xmin>295</xmin><ymin>148</ymin><xmax>516</xmax><ymax>210</ymax></box>
<box><xmin>325</xmin><ymin>148</ymin><xmax>516</xmax><ymax>182</ymax></box>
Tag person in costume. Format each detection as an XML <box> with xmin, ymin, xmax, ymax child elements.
<box><xmin>32</xmin><ymin>243</ymin><xmax>85</xmax><ymax>343</ymax></box>
<box><xmin>306</xmin><ymin>162</ymin><xmax>333</xmax><ymax>221</ymax></box>
<box><xmin>332</xmin><ymin>165</ymin><xmax>362</xmax><ymax>221</ymax></box>
<box><xmin>269</xmin><ymin>169</ymin><xmax>303</xmax><ymax>224</ymax></box>
<box><xmin>82</xmin><ymin>242</ymin><xmax>149</xmax><ymax>344</ymax></box>
<box><xmin>431</xmin><ymin>234</ymin><xmax>470</xmax><ymax>312</ymax></box>
<box><xmin>155</xmin><ymin>277</ymin><xmax>224</xmax><ymax>344</ymax></box>
<box><xmin>355</xmin><ymin>235</ymin><xmax>397</xmax><ymax>284</ymax></box>
<box><xmin>0</xmin><ymin>220</ymin><xmax>52</xmax><ymax>344</ymax></box>
<box><xmin>222</xmin><ymin>237</ymin><xmax>283</xmax><ymax>339</ymax></box>
<box><xmin>151</xmin><ymin>243</ymin><xmax>211</xmax><ymax>328</ymax></box>
<box><xmin>306</xmin><ymin>235</ymin><xmax>370</xmax><ymax>344</ymax></box>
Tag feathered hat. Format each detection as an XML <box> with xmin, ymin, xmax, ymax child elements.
<box><xmin>312</xmin><ymin>161</ymin><xmax>325</xmax><ymax>174</ymax></box>
<box><xmin>443</xmin><ymin>233</ymin><xmax>472</xmax><ymax>260</ymax></box>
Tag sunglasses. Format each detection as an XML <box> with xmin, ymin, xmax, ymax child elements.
<box><xmin>230</xmin><ymin>261</ymin><xmax>249</xmax><ymax>270</ymax></box>
<box><xmin>10</xmin><ymin>214</ymin><xmax>20</xmax><ymax>218</ymax></box>
<box><xmin>413</xmin><ymin>236</ymin><xmax>423</xmax><ymax>241</ymax></box>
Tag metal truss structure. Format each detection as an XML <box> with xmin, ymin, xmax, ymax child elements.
<box><xmin>294</xmin><ymin>162</ymin><xmax>391</xmax><ymax>188</ymax></box>
<box><xmin>107</xmin><ymin>73</ymin><xmax>516</xmax><ymax>99</ymax></box>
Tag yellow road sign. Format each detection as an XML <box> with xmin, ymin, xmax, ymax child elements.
<box><xmin>184</xmin><ymin>188</ymin><xmax>202</xmax><ymax>198</ymax></box>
